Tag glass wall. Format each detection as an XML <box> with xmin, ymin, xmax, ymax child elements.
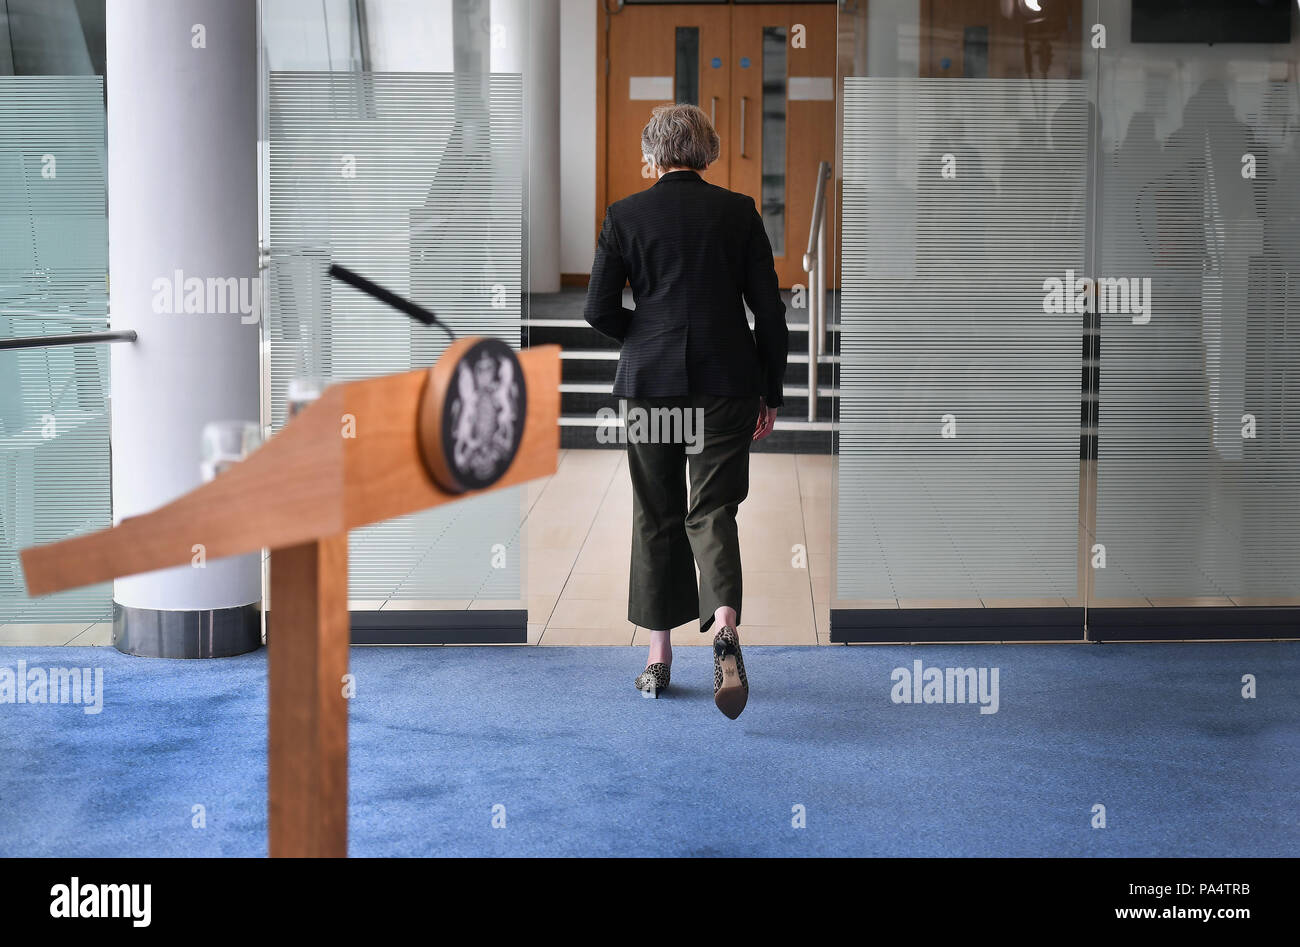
<box><xmin>261</xmin><ymin>1</ymin><xmax>530</xmax><ymax>616</ymax></box>
<box><xmin>1089</xmin><ymin>0</ymin><xmax>1300</xmax><ymax>614</ymax></box>
<box><xmin>838</xmin><ymin>75</ymin><xmax>1087</xmax><ymax>611</ymax></box>
<box><xmin>834</xmin><ymin>0</ymin><xmax>1300</xmax><ymax>640</ymax></box>
<box><xmin>0</xmin><ymin>76</ymin><xmax>110</xmax><ymax>625</ymax></box>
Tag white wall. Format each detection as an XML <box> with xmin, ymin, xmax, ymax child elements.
<box><xmin>559</xmin><ymin>0</ymin><xmax>596</xmax><ymax>275</ymax></box>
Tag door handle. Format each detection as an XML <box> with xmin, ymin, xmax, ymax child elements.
<box><xmin>740</xmin><ymin>96</ymin><xmax>748</xmax><ymax>158</ymax></box>
<box><xmin>711</xmin><ymin>95</ymin><xmax>718</xmax><ymax>128</ymax></box>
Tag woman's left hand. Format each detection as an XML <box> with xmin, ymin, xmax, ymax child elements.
<box><xmin>753</xmin><ymin>400</ymin><xmax>778</xmax><ymax>441</ymax></box>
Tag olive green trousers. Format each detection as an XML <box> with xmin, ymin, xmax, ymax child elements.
<box><xmin>625</xmin><ymin>393</ymin><xmax>761</xmax><ymax>633</ymax></box>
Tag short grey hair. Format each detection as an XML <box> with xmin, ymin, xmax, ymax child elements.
<box><xmin>641</xmin><ymin>104</ymin><xmax>720</xmax><ymax>172</ymax></box>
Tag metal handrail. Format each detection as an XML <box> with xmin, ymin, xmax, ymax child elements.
<box><xmin>0</xmin><ymin>330</ymin><xmax>137</xmax><ymax>351</ymax></box>
<box><xmin>804</xmin><ymin>161</ymin><xmax>832</xmax><ymax>265</ymax></box>
<box><xmin>802</xmin><ymin>160</ymin><xmax>832</xmax><ymax>422</ymax></box>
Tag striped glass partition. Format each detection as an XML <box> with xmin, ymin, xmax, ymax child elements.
<box><xmin>1091</xmin><ymin>68</ymin><xmax>1300</xmax><ymax>609</ymax></box>
<box><xmin>0</xmin><ymin>77</ymin><xmax>110</xmax><ymax>624</ymax></box>
<box><xmin>837</xmin><ymin>78</ymin><xmax>1087</xmax><ymax>611</ymax></box>
<box><xmin>266</xmin><ymin>71</ymin><xmax>525</xmax><ymax>605</ymax></box>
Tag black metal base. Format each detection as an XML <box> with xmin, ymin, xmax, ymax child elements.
<box><xmin>349</xmin><ymin>609</ymin><xmax>527</xmax><ymax>645</ymax></box>
<box><xmin>831</xmin><ymin>607</ymin><xmax>1083</xmax><ymax>643</ymax></box>
<box><xmin>262</xmin><ymin>608</ymin><xmax>528</xmax><ymax>645</ymax></box>
<box><xmin>831</xmin><ymin>606</ymin><xmax>1300</xmax><ymax>644</ymax></box>
<box><xmin>113</xmin><ymin>602</ymin><xmax>262</xmax><ymax>658</ymax></box>
<box><xmin>1087</xmin><ymin>606</ymin><xmax>1300</xmax><ymax>642</ymax></box>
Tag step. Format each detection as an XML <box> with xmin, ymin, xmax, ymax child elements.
<box><xmin>557</xmin><ymin>348</ymin><xmax>838</xmax><ymax>386</ymax></box>
<box><xmin>526</xmin><ymin>287</ymin><xmax>840</xmax><ymax>322</ymax></box>
<box><xmin>524</xmin><ymin>317</ymin><xmax>845</xmax><ymax>336</ymax></box>
<box><xmin>525</xmin><ymin>316</ymin><xmax>841</xmax><ymax>352</ymax></box>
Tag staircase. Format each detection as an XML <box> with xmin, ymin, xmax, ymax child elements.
<box><xmin>523</xmin><ymin>287</ymin><xmax>839</xmax><ymax>454</ymax></box>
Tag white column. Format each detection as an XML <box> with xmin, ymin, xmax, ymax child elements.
<box><xmin>493</xmin><ymin>0</ymin><xmax>561</xmax><ymax>293</ymax></box>
<box><xmin>559</xmin><ymin>0</ymin><xmax>597</xmax><ymax>277</ymax></box>
<box><xmin>106</xmin><ymin>1</ymin><xmax>261</xmax><ymax>636</ymax></box>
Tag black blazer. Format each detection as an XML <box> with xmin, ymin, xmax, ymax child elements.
<box><xmin>583</xmin><ymin>170</ymin><xmax>789</xmax><ymax>408</ymax></box>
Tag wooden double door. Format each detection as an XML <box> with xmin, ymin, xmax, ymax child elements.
<box><xmin>601</xmin><ymin>2</ymin><xmax>837</xmax><ymax>288</ymax></box>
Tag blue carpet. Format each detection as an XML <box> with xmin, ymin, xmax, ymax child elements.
<box><xmin>0</xmin><ymin>642</ymin><xmax>1295</xmax><ymax>857</ymax></box>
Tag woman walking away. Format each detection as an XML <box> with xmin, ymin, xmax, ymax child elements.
<box><xmin>584</xmin><ymin>104</ymin><xmax>788</xmax><ymax>720</ymax></box>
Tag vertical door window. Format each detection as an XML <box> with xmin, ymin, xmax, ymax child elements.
<box><xmin>675</xmin><ymin>27</ymin><xmax>700</xmax><ymax>105</ymax></box>
<box><xmin>761</xmin><ymin>26</ymin><xmax>787</xmax><ymax>255</ymax></box>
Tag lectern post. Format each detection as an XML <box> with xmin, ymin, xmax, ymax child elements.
<box><xmin>268</xmin><ymin>535</ymin><xmax>350</xmax><ymax>857</ymax></box>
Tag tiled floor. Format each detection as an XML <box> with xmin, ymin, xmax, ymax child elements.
<box><xmin>0</xmin><ymin>622</ymin><xmax>113</xmax><ymax>647</ymax></box>
<box><xmin>0</xmin><ymin>449</ymin><xmax>834</xmax><ymax>648</ymax></box>
<box><xmin>524</xmin><ymin>448</ymin><xmax>833</xmax><ymax>646</ymax></box>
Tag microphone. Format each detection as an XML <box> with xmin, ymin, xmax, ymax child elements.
<box><xmin>328</xmin><ymin>263</ymin><xmax>455</xmax><ymax>339</ymax></box>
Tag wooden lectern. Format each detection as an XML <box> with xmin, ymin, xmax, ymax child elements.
<box><xmin>20</xmin><ymin>337</ymin><xmax>560</xmax><ymax>857</ymax></box>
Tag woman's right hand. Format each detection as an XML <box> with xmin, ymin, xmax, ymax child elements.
<box><xmin>753</xmin><ymin>399</ymin><xmax>778</xmax><ymax>441</ymax></box>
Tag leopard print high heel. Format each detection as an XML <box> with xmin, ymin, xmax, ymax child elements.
<box><xmin>712</xmin><ymin>626</ymin><xmax>748</xmax><ymax>719</ymax></box>
<box><xmin>634</xmin><ymin>662</ymin><xmax>671</xmax><ymax>697</ymax></box>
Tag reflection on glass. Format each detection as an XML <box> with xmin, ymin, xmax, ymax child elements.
<box><xmin>675</xmin><ymin>27</ymin><xmax>699</xmax><ymax>106</ymax></box>
<box><xmin>836</xmin><ymin>0</ymin><xmax>1300</xmax><ymax>621</ymax></box>
<box><xmin>1090</xmin><ymin>67</ymin><xmax>1300</xmax><ymax>605</ymax></box>
<box><xmin>287</xmin><ymin>375</ymin><xmax>326</xmax><ymax>416</ymax></box>
<box><xmin>837</xmin><ymin>79</ymin><xmax>1088</xmax><ymax>608</ymax></box>
<box><xmin>761</xmin><ymin>26</ymin><xmax>787</xmax><ymax>255</ymax></box>
<box><xmin>0</xmin><ymin>76</ymin><xmax>110</xmax><ymax>624</ymax></box>
<box><xmin>267</xmin><ymin>71</ymin><xmax>525</xmax><ymax>604</ymax></box>
<box><xmin>200</xmin><ymin>421</ymin><xmax>263</xmax><ymax>482</ymax></box>
<box><xmin>265</xmin><ymin>250</ymin><xmax>332</xmax><ymax>428</ymax></box>
<box><xmin>962</xmin><ymin>26</ymin><xmax>989</xmax><ymax>78</ymax></box>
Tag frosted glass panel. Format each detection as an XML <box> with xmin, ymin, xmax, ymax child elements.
<box><xmin>1092</xmin><ymin>71</ymin><xmax>1300</xmax><ymax>605</ymax></box>
<box><xmin>0</xmin><ymin>77</ymin><xmax>110</xmax><ymax>624</ymax></box>
<box><xmin>838</xmin><ymin>78</ymin><xmax>1086</xmax><ymax>605</ymax></box>
<box><xmin>267</xmin><ymin>72</ymin><xmax>525</xmax><ymax>604</ymax></box>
